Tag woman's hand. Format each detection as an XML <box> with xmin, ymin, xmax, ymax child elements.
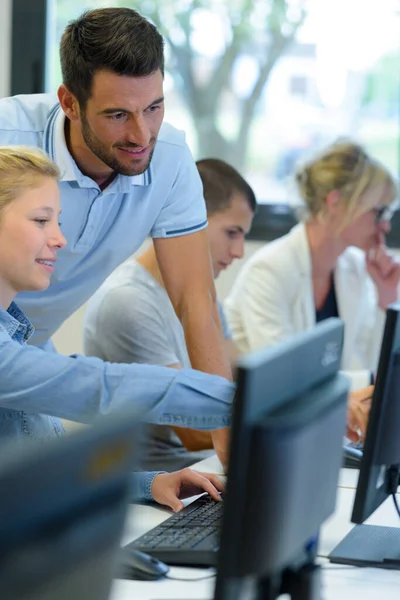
<box><xmin>346</xmin><ymin>385</ymin><xmax>374</xmax><ymax>442</ymax></box>
<box><xmin>366</xmin><ymin>238</ymin><xmax>400</xmax><ymax>310</ymax></box>
<box><xmin>151</xmin><ymin>468</ymin><xmax>225</xmax><ymax>512</ymax></box>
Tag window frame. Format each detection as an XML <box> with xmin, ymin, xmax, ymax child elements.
<box><xmin>11</xmin><ymin>0</ymin><xmax>47</xmax><ymax>95</ymax></box>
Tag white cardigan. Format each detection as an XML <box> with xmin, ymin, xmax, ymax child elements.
<box><xmin>225</xmin><ymin>223</ymin><xmax>386</xmax><ymax>389</ymax></box>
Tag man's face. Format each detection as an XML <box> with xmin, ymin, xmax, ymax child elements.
<box><xmin>207</xmin><ymin>192</ymin><xmax>254</xmax><ymax>278</ymax></box>
<box><xmin>78</xmin><ymin>69</ymin><xmax>164</xmax><ymax>176</ymax></box>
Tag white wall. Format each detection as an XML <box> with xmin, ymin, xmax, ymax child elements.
<box><xmin>0</xmin><ymin>0</ymin><xmax>12</xmax><ymax>98</ymax></box>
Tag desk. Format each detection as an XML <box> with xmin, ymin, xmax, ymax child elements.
<box><xmin>110</xmin><ymin>455</ymin><xmax>400</xmax><ymax>600</ymax></box>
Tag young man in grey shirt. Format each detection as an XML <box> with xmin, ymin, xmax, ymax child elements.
<box><xmin>84</xmin><ymin>160</ymin><xmax>257</xmax><ymax>471</ymax></box>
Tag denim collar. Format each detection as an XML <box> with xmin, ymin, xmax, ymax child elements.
<box><xmin>0</xmin><ymin>302</ymin><xmax>34</xmax><ymax>344</ymax></box>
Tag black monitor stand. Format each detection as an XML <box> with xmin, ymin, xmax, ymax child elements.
<box><xmin>257</xmin><ymin>561</ymin><xmax>322</xmax><ymax>600</ymax></box>
<box><xmin>169</xmin><ymin>562</ymin><xmax>322</xmax><ymax>600</ymax></box>
<box><xmin>329</xmin><ymin>524</ymin><xmax>400</xmax><ymax>569</ymax></box>
<box><xmin>329</xmin><ymin>466</ymin><xmax>400</xmax><ymax>569</ymax></box>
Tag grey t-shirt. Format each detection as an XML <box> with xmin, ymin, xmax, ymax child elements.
<box><xmin>83</xmin><ymin>259</ymin><xmax>232</xmax><ymax>471</ymax></box>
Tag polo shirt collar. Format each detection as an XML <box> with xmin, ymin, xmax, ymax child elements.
<box><xmin>43</xmin><ymin>104</ymin><xmax>153</xmax><ymax>190</ymax></box>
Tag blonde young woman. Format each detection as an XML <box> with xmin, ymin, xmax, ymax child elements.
<box><xmin>0</xmin><ymin>146</ymin><xmax>229</xmax><ymax>511</ymax></box>
<box><xmin>226</xmin><ymin>141</ymin><xmax>398</xmax><ymax>437</ymax></box>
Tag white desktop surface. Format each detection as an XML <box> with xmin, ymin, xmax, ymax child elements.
<box><xmin>110</xmin><ymin>455</ymin><xmax>400</xmax><ymax>600</ymax></box>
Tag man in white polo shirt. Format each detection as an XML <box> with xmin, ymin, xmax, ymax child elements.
<box><xmin>0</xmin><ymin>7</ymin><xmax>230</xmax><ymax>466</ymax></box>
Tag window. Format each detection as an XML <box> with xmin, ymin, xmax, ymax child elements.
<box><xmin>12</xmin><ymin>0</ymin><xmax>400</xmax><ymax>242</ymax></box>
<box><xmin>290</xmin><ymin>75</ymin><xmax>308</xmax><ymax>97</ymax></box>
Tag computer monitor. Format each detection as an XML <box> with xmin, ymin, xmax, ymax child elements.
<box><xmin>0</xmin><ymin>411</ymin><xmax>140</xmax><ymax>600</ymax></box>
<box><xmin>214</xmin><ymin>318</ymin><xmax>350</xmax><ymax>600</ymax></box>
<box><xmin>329</xmin><ymin>303</ymin><xmax>400</xmax><ymax>569</ymax></box>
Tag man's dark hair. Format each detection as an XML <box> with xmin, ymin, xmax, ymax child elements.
<box><xmin>60</xmin><ymin>8</ymin><xmax>164</xmax><ymax>107</ymax></box>
<box><xmin>196</xmin><ymin>158</ymin><xmax>257</xmax><ymax>216</ymax></box>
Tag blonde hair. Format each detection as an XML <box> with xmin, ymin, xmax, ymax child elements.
<box><xmin>295</xmin><ymin>140</ymin><xmax>398</xmax><ymax>224</ymax></box>
<box><xmin>0</xmin><ymin>146</ymin><xmax>60</xmax><ymax>217</ymax></box>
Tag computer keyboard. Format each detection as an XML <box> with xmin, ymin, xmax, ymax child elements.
<box><xmin>123</xmin><ymin>494</ymin><xmax>223</xmax><ymax>566</ymax></box>
<box><xmin>342</xmin><ymin>445</ymin><xmax>363</xmax><ymax>469</ymax></box>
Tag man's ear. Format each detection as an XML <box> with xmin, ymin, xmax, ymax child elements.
<box><xmin>57</xmin><ymin>84</ymin><xmax>80</xmax><ymax>122</ymax></box>
<box><xmin>325</xmin><ymin>189</ymin><xmax>341</xmax><ymax>213</ymax></box>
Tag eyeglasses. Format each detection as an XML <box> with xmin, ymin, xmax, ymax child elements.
<box><xmin>372</xmin><ymin>205</ymin><xmax>397</xmax><ymax>224</ymax></box>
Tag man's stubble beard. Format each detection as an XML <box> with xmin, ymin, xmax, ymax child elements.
<box><xmin>80</xmin><ymin>113</ymin><xmax>155</xmax><ymax>177</ymax></box>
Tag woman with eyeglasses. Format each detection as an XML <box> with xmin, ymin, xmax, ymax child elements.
<box><xmin>225</xmin><ymin>140</ymin><xmax>399</xmax><ymax>403</ymax></box>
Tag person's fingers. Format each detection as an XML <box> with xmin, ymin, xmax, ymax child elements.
<box><xmin>367</xmin><ymin>246</ymin><xmax>377</xmax><ymax>263</ymax></box>
<box><xmin>346</xmin><ymin>412</ymin><xmax>358</xmax><ymax>438</ymax></box>
<box><xmin>351</xmin><ymin>386</ymin><xmax>374</xmax><ymax>403</ymax></box>
<box><xmin>377</xmin><ymin>231</ymin><xmax>386</xmax><ymax>246</ymax></box>
<box><xmin>380</xmin><ymin>259</ymin><xmax>397</xmax><ymax>279</ymax></box>
<box><xmin>162</xmin><ymin>490</ymin><xmax>185</xmax><ymax>512</ymax></box>
<box><xmin>352</xmin><ymin>403</ymin><xmax>369</xmax><ymax>438</ymax></box>
<box><xmin>150</xmin><ymin>473</ymin><xmax>185</xmax><ymax>512</ymax></box>
<box><xmin>371</xmin><ymin>246</ymin><xmax>399</xmax><ymax>279</ymax></box>
<box><xmin>366</xmin><ymin>256</ymin><xmax>380</xmax><ymax>279</ymax></box>
<box><xmin>180</xmin><ymin>469</ymin><xmax>223</xmax><ymax>502</ymax></box>
<box><xmin>357</xmin><ymin>413</ymin><xmax>368</xmax><ymax>438</ymax></box>
<box><xmin>197</xmin><ymin>472</ymin><xmax>225</xmax><ymax>492</ymax></box>
<box><xmin>347</xmin><ymin>392</ymin><xmax>371</xmax><ymax>441</ymax></box>
<box><xmin>368</xmin><ymin>253</ymin><xmax>389</xmax><ymax>278</ymax></box>
<box><xmin>346</xmin><ymin>427</ymin><xmax>359</xmax><ymax>443</ymax></box>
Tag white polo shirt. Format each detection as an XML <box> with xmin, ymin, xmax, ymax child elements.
<box><xmin>0</xmin><ymin>94</ymin><xmax>207</xmax><ymax>346</ymax></box>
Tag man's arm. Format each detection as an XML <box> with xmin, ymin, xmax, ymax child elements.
<box><xmin>153</xmin><ymin>229</ymin><xmax>232</xmax><ymax>381</ymax></box>
<box><xmin>154</xmin><ymin>230</ymin><xmax>233</xmax><ymax>470</ymax></box>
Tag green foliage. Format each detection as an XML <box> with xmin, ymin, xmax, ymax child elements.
<box><xmin>362</xmin><ymin>52</ymin><xmax>400</xmax><ymax>111</ymax></box>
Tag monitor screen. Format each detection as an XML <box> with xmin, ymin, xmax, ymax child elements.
<box><xmin>329</xmin><ymin>303</ymin><xmax>400</xmax><ymax>569</ymax></box>
<box><xmin>353</xmin><ymin>302</ymin><xmax>400</xmax><ymax>523</ymax></box>
<box><xmin>214</xmin><ymin>318</ymin><xmax>349</xmax><ymax>600</ymax></box>
<box><xmin>0</xmin><ymin>411</ymin><xmax>140</xmax><ymax>600</ymax></box>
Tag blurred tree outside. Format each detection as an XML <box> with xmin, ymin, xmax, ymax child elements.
<box><xmin>110</xmin><ymin>0</ymin><xmax>309</xmax><ymax>170</ymax></box>
<box><xmin>50</xmin><ymin>0</ymin><xmax>399</xmax><ymax>197</ymax></box>
<box><xmin>362</xmin><ymin>52</ymin><xmax>400</xmax><ymax>118</ymax></box>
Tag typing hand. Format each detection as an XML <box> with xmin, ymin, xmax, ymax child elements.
<box><xmin>211</xmin><ymin>427</ymin><xmax>230</xmax><ymax>474</ymax></box>
<box><xmin>346</xmin><ymin>385</ymin><xmax>374</xmax><ymax>443</ymax></box>
<box><xmin>366</xmin><ymin>236</ymin><xmax>400</xmax><ymax>309</ymax></box>
<box><xmin>151</xmin><ymin>469</ymin><xmax>225</xmax><ymax>513</ymax></box>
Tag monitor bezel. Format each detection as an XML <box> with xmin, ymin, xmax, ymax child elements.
<box><xmin>214</xmin><ymin>318</ymin><xmax>348</xmax><ymax>599</ymax></box>
<box><xmin>352</xmin><ymin>302</ymin><xmax>400</xmax><ymax>524</ymax></box>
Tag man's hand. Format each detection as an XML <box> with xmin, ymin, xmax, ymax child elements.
<box><xmin>366</xmin><ymin>237</ymin><xmax>400</xmax><ymax>309</ymax></box>
<box><xmin>151</xmin><ymin>468</ymin><xmax>225</xmax><ymax>512</ymax></box>
<box><xmin>346</xmin><ymin>385</ymin><xmax>374</xmax><ymax>442</ymax></box>
<box><xmin>211</xmin><ymin>427</ymin><xmax>230</xmax><ymax>474</ymax></box>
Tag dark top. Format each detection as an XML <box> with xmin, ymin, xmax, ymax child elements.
<box><xmin>316</xmin><ymin>277</ymin><xmax>339</xmax><ymax>323</ymax></box>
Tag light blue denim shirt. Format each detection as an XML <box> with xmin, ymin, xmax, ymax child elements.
<box><xmin>0</xmin><ymin>303</ymin><xmax>66</xmax><ymax>441</ymax></box>
<box><xmin>0</xmin><ymin>303</ymin><xmax>234</xmax><ymax>499</ymax></box>
<box><xmin>0</xmin><ymin>94</ymin><xmax>207</xmax><ymax>347</ymax></box>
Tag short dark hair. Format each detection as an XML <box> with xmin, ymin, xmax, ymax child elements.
<box><xmin>60</xmin><ymin>8</ymin><xmax>165</xmax><ymax>107</ymax></box>
<box><xmin>196</xmin><ymin>158</ymin><xmax>257</xmax><ymax>216</ymax></box>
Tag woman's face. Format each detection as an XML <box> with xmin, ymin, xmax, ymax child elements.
<box><xmin>0</xmin><ymin>177</ymin><xmax>66</xmax><ymax>307</ymax></box>
<box><xmin>337</xmin><ymin>183</ymin><xmax>393</xmax><ymax>252</ymax></box>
